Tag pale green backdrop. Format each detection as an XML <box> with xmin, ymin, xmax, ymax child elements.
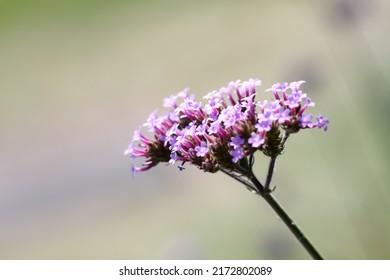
<box><xmin>1</xmin><ymin>0</ymin><xmax>389</xmax><ymax>259</ymax></box>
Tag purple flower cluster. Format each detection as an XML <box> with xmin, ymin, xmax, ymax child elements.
<box><xmin>125</xmin><ymin>79</ymin><xmax>328</xmax><ymax>177</ymax></box>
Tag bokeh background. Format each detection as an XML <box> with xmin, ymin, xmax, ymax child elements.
<box><xmin>1</xmin><ymin>0</ymin><xmax>390</xmax><ymax>259</ymax></box>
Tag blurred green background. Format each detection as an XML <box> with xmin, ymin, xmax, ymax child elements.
<box><xmin>1</xmin><ymin>0</ymin><xmax>389</xmax><ymax>259</ymax></box>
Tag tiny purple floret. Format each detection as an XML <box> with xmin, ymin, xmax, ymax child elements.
<box><xmin>195</xmin><ymin>141</ymin><xmax>209</xmax><ymax>157</ymax></box>
<box><xmin>248</xmin><ymin>132</ymin><xmax>265</xmax><ymax>148</ymax></box>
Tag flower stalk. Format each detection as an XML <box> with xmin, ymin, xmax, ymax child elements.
<box><xmin>222</xmin><ymin>154</ymin><xmax>324</xmax><ymax>259</ymax></box>
<box><xmin>261</xmin><ymin>191</ymin><xmax>324</xmax><ymax>260</ymax></box>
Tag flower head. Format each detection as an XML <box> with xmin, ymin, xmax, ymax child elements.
<box><xmin>125</xmin><ymin>78</ymin><xmax>328</xmax><ymax>176</ymax></box>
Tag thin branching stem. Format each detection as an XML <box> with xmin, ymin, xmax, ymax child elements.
<box><xmin>264</xmin><ymin>157</ymin><xmax>276</xmax><ymax>190</ymax></box>
<box><xmin>251</xmin><ymin>155</ymin><xmax>324</xmax><ymax>260</ymax></box>
<box><xmin>260</xmin><ymin>191</ymin><xmax>323</xmax><ymax>260</ymax></box>
<box><xmin>219</xmin><ymin>168</ymin><xmax>258</xmax><ymax>193</ymax></box>
<box><xmin>221</xmin><ymin>130</ymin><xmax>324</xmax><ymax>259</ymax></box>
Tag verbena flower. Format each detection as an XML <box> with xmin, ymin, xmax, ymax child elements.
<box><xmin>125</xmin><ymin>79</ymin><xmax>328</xmax><ymax>177</ymax></box>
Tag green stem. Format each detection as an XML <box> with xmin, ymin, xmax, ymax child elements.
<box><xmin>261</xmin><ymin>192</ymin><xmax>324</xmax><ymax>260</ymax></box>
<box><xmin>221</xmin><ymin>141</ymin><xmax>324</xmax><ymax>260</ymax></box>
<box><xmin>250</xmin><ymin>155</ymin><xmax>324</xmax><ymax>260</ymax></box>
<box><xmin>264</xmin><ymin>157</ymin><xmax>276</xmax><ymax>190</ymax></box>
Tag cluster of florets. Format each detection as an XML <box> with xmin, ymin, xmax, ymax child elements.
<box><xmin>125</xmin><ymin>79</ymin><xmax>329</xmax><ymax>177</ymax></box>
